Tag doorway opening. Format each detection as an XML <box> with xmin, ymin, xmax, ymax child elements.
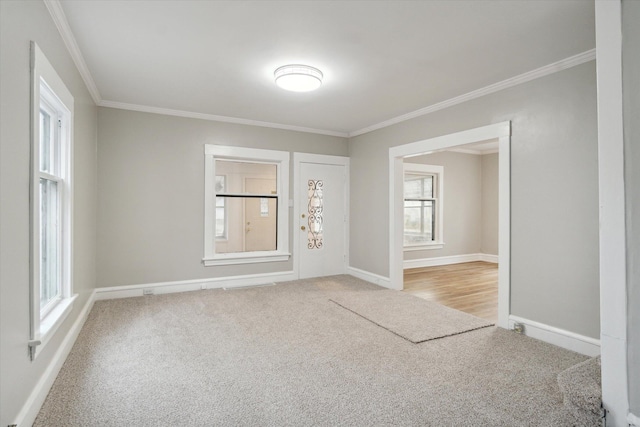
<box><xmin>401</xmin><ymin>141</ymin><xmax>500</xmax><ymax>323</ymax></box>
<box><xmin>389</xmin><ymin>122</ymin><xmax>511</xmax><ymax>328</ymax></box>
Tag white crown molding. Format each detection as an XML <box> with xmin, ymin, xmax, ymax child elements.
<box><xmin>349</xmin><ymin>49</ymin><xmax>596</xmax><ymax>137</ymax></box>
<box><xmin>44</xmin><ymin>2</ymin><xmax>594</xmax><ymax>141</ymax></box>
<box><xmin>44</xmin><ymin>0</ymin><xmax>102</xmax><ymax>104</ymax></box>
<box><xmin>98</xmin><ymin>100</ymin><xmax>349</xmax><ymax>138</ymax></box>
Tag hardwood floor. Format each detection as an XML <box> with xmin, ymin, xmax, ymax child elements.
<box><xmin>403</xmin><ymin>261</ymin><xmax>498</xmax><ymax>323</ymax></box>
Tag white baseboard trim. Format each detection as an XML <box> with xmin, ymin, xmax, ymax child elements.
<box><xmin>347</xmin><ymin>266</ymin><xmax>394</xmax><ymax>289</ymax></box>
<box><xmin>13</xmin><ymin>290</ymin><xmax>96</xmax><ymax>427</ymax></box>
<box><xmin>478</xmin><ymin>253</ymin><xmax>499</xmax><ymax>263</ymax></box>
<box><xmin>403</xmin><ymin>253</ymin><xmax>498</xmax><ymax>269</ymax></box>
<box><xmin>508</xmin><ymin>315</ymin><xmax>601</xmax><ymax>357</ymax></box>
<box><xmin>629</xmin><ymin>412</ymin><xmax>640</xmax><ymax>426</ymax></box>
<box><xmin>95</xmin><ymin>271</ymin><xmax>297</xmax><ymax>300</ymax></box>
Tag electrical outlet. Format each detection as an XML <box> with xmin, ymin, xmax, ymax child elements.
<box><xmin>511</xmin><ymin>322</ymin><xmax>525</xmax><ymax>334</ymax></box>
<box><xmin>143</xmin><ymin>288</ymin><xmax>154</xmax><ymax>295</ymax></box>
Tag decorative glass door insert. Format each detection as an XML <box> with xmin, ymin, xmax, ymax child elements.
<box><xmin>307</xmin><ymin>179</ymin><xmax>323</xmax><ymax>249</ymax></box>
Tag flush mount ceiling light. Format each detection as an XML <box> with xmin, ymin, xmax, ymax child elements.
<box><xmin>274</xmin><ymin>64</ymin><xmax>323</xmax><ymax>92</ymax></box>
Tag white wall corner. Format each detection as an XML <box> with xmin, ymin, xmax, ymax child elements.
<box><xmin>347</xmin><ymin>266</ymin><xmax>394</xmax><ymax>290</ymax></box>
<box><xmin>508</xmin><ymin>315</ymin><xmax>600</xmax><ymax>357</ymax></box>
<box><xmin>13</xmin><ymin>290</ymin><xmax>96</xmax><ymax>427</ymax></box>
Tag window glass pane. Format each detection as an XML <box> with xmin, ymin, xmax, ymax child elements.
<box><xmin>215</xmin><ymin>176</ymin><xmax>227</xmax><ymax>238</ymax></box>
<box><xmin>215</xmin><ymin>160</ymin><xmax>277</xmax><ymax>194</ymax></box>
<box><xmin>215</xmin><ymin>196</ymin><xmax>277</xmax><ymax>254</ymax></box>
<box><xmin>40</xmin><ymin>178</ymin><xmax>60</xmax><ymax>310</ymax></box>
<box><xmin>404</xmin><ymin>200</ymin><xmax>434</xmax><ymax>245</ymax></box>
<box><xmin>215</xmin><ymin>175</ymin><xmax>225</xmax><ymax>193</ymax></box>
<box><xmin>39</xmin><ymin>109</ymin><xmax>52</xmax><ymax>173</ymax></box>
<box><xmin>215</xmin><ymin>204</ymin><xmax>226</xmax><ymax>238</ymax></box>
<box><xmin>404</xmin><ymin>174</ymin><xmax>433</xmax><ymax>198</ymax></box>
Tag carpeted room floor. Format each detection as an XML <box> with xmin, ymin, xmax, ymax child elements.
<box><xmin>35</xmin><ymin>275</ymin><xmax>587</xmax><ymax>426</ymax></box>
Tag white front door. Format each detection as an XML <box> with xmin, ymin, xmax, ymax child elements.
<box><xmin>295</xmin><ymin>155</ymin><xmax>348</xmax><ymax>279</ymax></box>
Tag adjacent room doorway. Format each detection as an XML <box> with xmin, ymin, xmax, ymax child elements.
<box><xmin>389</xmin><ymin>122</ymin><xmax>512</xmax><ymax>328</ymax></box>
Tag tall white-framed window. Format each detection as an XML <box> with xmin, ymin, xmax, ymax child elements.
<box><xmin>203</xmin><ymin>145</ymin><xmax>290</xmax><ymax>266</ymax></box>
<box><xmin>29</xmin><ymin>42</ymin><xmax>76</xmax><ymax>360</ymax></box>
<box><xmin>403</xmin><ymin>163</ymin><xmax>444</xmax><ymax>250</ymax></box>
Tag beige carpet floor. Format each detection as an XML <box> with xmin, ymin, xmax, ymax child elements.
<box><xmin>35</xmin><ymin>275</ymin><xmax>586</xmax><ymax>426</ymax></box>
<box><xmin>330</xmin><ymin>289</ymin><xmax>493</xmax><ymax>343</ymax></box>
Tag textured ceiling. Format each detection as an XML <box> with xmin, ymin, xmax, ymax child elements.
<box><xmin>59</xmin><ymin>0</ymin><xmax>595</xmax><ymax>136</ymax></box>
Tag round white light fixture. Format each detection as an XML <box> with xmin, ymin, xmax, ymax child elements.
<box><xmin>274</xmin><ymin>64</ymin><xmax>323</xmax><ymax>92</ymax></box>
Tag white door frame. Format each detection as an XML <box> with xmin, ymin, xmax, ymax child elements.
<box><xmin>595</xmin><ymin>1</ymin><xmax>629</xmax><ymax>424</ymax></box>
<box><xmin>389</xmin><ymin>121</ymin><xmax>511</xmax><ymax>329</ymax></box>
<box><xmin>293</xmin><ymin>153</ymin><xmax>350</xmax><ymax>279</ymax></box>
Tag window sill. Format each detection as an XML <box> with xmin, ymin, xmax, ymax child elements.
<box><xmin>203</xmin><ymin>251</ymin><xmax>291</xmax><ymax>266</ymax></box>
<box><xmin>34</xmin><ymin>294</ymin><xmax>78</xmax><ymax>359</ymax></box>
<box><xmin>404</xmin><ymin>243</ymin><xmax>445</xmax><ymax>252</ymax></box>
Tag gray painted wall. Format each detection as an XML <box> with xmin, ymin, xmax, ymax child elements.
<box><xmin>349</xmin><ymin>62</ymin><xmax>600</xmax><ymax>338</ymax></box>
<box><xmin>96</xmin><ymin>108</ymin><xmax>347</xmax><ymax>287</ymax></box>
<box><xmin>0</xmin><ymin>1</ymin><xmax>98</xmax><ymax>425</ymax></box>
<box><xmin>481</xmin><ymin>153</ymin><xmax>499</xmax><ymax>255</ymax></box>
<box><xmin>623</xmin><ymin>0</ymin><xmax>640</xmax><ymax>415</ymax></box>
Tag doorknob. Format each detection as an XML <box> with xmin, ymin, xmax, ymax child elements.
<box><xmin>301</xmin><ymin>226</ymin><xmax>306</xmax><ymax>231</ymax></box>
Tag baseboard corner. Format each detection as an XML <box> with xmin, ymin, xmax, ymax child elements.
<box><xmin>347</xmin><ymin>266</ymin><xmax>393</xmax><ymax>289</ymax></box>
<box><xmin>508</xmin><ymin>315</ymin><xmax>600</xmax><ymax>357</ymax></box>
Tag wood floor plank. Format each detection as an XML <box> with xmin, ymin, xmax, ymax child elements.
<box><xmin>403</xmin><ymin>261</ymin><xmax>498</xmax><ymax>323</ymax></box>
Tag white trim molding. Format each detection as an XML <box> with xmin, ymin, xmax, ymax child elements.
<box><xmin>595</xmin><ymin>1</ymin><xmax>629</xmax><ymax>425</ymax></box>
<box><xmin>347</xmin><ymin>266</ymin><xmax>392</xmax><ymax>290</ymax></box>
<box><xmin>12</xmin><ymin>291</ymin><xmax>96</xmax><ymax>427</ymax></box>
<box><xmin>403</xmin><ymin>253</ymin><xmax>498</xmax><ymax>269</ymax></box>
<box><xmin>350</xmin><ymin>49</ymin><xmax>595</xmax><ymax>137</ymax></box>
<box><xmin>99</xmin><ymin>101</ymin><xmax>348</xmax><ymax>138</ymax></box>
<box><xmin>479</xmin><ymin>253</ymin><xmax>499</xmax><ymax>263</ymax></box>
<box><xmin>628</xmin><ymin>412</ymin><xmax>640</xmax><ymax>427</ymax></box>
<box><xmin>43</xmin><ymin>0</ymin><xmax>102</xmax><ymax>104</ymax></box>
<box><xmin>95</xmin><ymin>271</ymin><xmax>297</xmax><ymax>300</ymax></box>
<box><xmin>43</xmin><ymin>2</ymin><xmax>595</xmax><ymax>140</ymax></box>
<box><xmin>508</xmin><ymin>315</ymin><xmax>600</xmax><ymax>357</ymax></box>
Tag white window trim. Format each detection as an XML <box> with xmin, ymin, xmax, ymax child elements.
<box><xmin>29</xmin><ymin>42</ymin><xmax>76</xmax><ymax>360</ymax></box>
<box><xmin>403</xmin><ymin>163</ymin><xmax>444</xmax><ymax>251</ymax></box>
<box><xmin>203</xmin><ymin>145</ymin><xmax>290</xmax><ymax>266</ymax></box>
